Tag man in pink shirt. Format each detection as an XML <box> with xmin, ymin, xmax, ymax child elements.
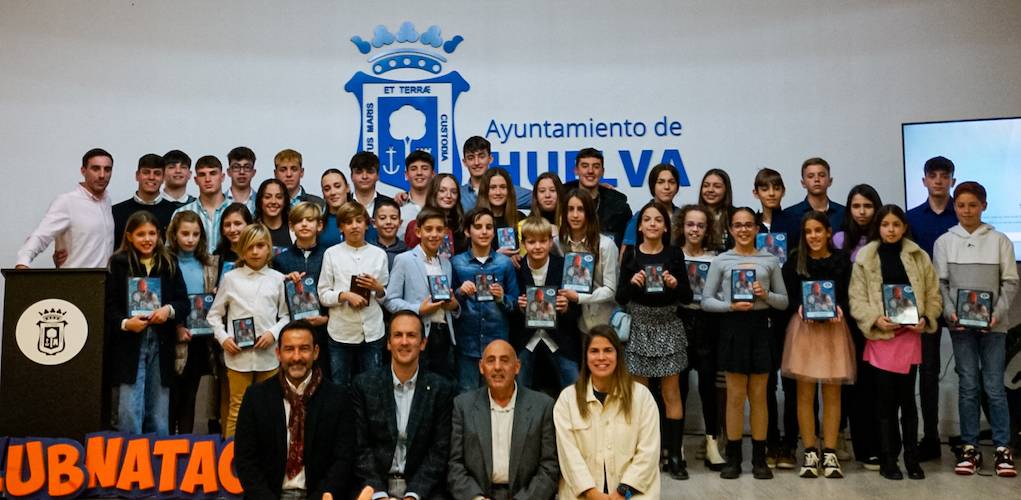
<box><xmin>16</xmin><ymin>148</ymin><xmax>115</xmax><ymax>269</ymax></box>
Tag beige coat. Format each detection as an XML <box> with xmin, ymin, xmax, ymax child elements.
<box><xmin>849</xmin><ymin>239</ymin><xmax>941</xmax><ymax>340</ymax></box>
<box><xmin>554</xmin><ymin>380</ymin><xmax>660</xmax><ymax>499</ymax></box>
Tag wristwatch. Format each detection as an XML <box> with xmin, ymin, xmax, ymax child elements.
<box><xmin>616</xmin><ymin>483</ymin><xmax>635</xmax><ymax>498</ymax></box>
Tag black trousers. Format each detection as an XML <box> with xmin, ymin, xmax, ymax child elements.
<box><xmin>423</xmin><ymin>322</ymin><xmax>455</xmax><ymax>380</ymax></box>
<box><xmin>918</xmin><ymin>322</ymin><xmax>943</xmax><ymax>440</ymax></box>
<box><xmin>872</xmin><ymin>364</ymin><xmax>919</xmax><ymax>462</ymax></box>
<box><xmin>766</xmin><ymin>310</ymin><xmax>800</xmax><ymax>448</ymax></box>
<box><xmin>679</xmin><ymin>309</ymin><xmax>721</xmax><ymax>437</ymax></box>
<box><xmin>847</xmin><ymin>354</ymin><xmax>881</xmax><ymax>460</ymax></box>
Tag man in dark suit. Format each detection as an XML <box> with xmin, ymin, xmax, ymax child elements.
<box><xmin>234</xmin><ymin>320</ymin><xmax>356</xmax><ymax>500</ymax></box>
<box><xmin>353</xmin><ymin>310</ymin><xmax>455</xmax><ymax>500</ymax></box>
<box><xmin>447</xmin><ymin>340</ymin><xmax>559</xmax><ymax>500</ymax></box>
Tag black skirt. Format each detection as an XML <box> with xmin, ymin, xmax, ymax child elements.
<box><xmin>717</xmin><ymin>310</ymin><xmax>773</xmax><ymax>374</ymax></box>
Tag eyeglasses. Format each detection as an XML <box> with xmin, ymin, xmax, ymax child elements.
<box><xmin>731</xmin><ymin>222</ymin><xmax>757</xmax><ymax>230</ymax></box>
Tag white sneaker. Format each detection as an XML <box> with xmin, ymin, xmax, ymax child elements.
<box><xmin>822</xmin><ymin>450</ymin><xmax>843</xmax><ymax>478</ymax></box>
<box><xmin>800</xmin><ymin>449</ymin><xmax>820</xmax><ymax>478</ymax></box>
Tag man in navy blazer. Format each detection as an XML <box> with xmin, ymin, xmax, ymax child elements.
<box><xmin>353</xmin><ymin>311</ymin><xmax>456</xmax><ymax>499</ymax></box>
<box><xmin>447</xmin><ymin>340</ymin><xmax>559</xmax><ymax>500</ymax></box>
<box><xmin>234</xmin><ymin>320</ymin><xmax>355</xmax><ymax>499</ymax></box>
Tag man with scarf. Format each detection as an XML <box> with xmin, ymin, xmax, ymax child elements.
<box><xmin>235</xmin><ymin>320</ymin><xmax>357</xmax><ymax>499</ymax></box>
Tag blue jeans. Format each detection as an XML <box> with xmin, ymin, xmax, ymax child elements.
<box><xmin>456</xmin><ymin>353</ymin><xmax>485</xmax><ymax>394</ymax></box>
<box><xmin>951</xmin><ymin>330</ymin><xmax>1010</xmax><ymax>447</ymax></box>
<box><xmin>118</xmin><ymin>329</ymin><xmax>169</xmax><ymax>435</ymax></box>
<box><xmin>518</xmin><ymin>343</ymin><xmax>579</xmax><ymax>391</ymax></box>
<box><xmin>328</xmin><ymin>337</ymin><xmax>384</xmax><ymax>386</ymax></box>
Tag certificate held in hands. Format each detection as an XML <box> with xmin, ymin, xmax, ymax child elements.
<box><xmin>287</xmin><ymin>276</ymin><xmax>321</xmax><ymax>320</ymax></box>
<box><xmin>883</xmin><ymin>284</ymin><xmax>919</xmax><ymax>325</ymax></box>
<box><xmin>350</xmin><ymin>274</ymin><xmax>371</xmax><ymax>302</ymax></box>
<box><xmin>233</xmin><ymin>317</ymin><xmax>256</xmax><ymax>349</ymax></box>
<box><xmin>562</xmin><ymin>252</ymin><xmax>595</xmax><ymax>293</ymax></box>
<box><xmin>128</xmin><ymin>277</ymin><xmax>162</xmax><ymax>316</ymax></box>
<box><xmin>731</xmin><ymin>269</ymin><xmax>756</xmax><ymax>302</ymax></box>
<box><xmin>526</xmin><ymin>286</ymin><xmax>557</xmax><ymax>329</ymax></box>
<box><xmin>186</xmin><ymin>293</ymin><xmax>214</xmax><ymax>335</ymax></box>
<box><xmin>429</xmin><ymin>274</ymin><xmax>452</xmax><ymax>302</ymax></box>
<box><xmin>801</xmin><ymin>280</ymin><xmax>837</xmax><ymax>320</ymax></box>
<box><xmin>956</xmin><ymin>289</ymin><xmax>993</xmax><ymax>329</ymax></box>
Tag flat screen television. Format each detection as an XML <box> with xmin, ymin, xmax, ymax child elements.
<box><xmin>902</xmin><ymin>116</ymin><xmax>1021</xmax><ymax>260</ymax></box>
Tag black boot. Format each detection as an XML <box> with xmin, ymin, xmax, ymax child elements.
<box><xmin>904</xmin><ymin>444</ymin><xmax>925</xmax><ymax>479</ymax></box>
<box><xmin>917</xmin><ymin>435</ymin><xmax>941</xmax><ymax>462</ymax></box>
<box><xmin>879</xmin><ymin>456</ymin><xmax>903</xmax><ymax>480</ymax></box>
<box><xmin>752</xmin><ymin>440</ymin><xmax>774</xmax><ymax>479</ymax></box>
<box><xmin>720</xmin><ymin>439</ymin><xmax>743</xmax><ymax>479</ymax></box>
<box><xmin>666</xmin><ymin>419</ymin><xmax>689</xmax><ymax>480</ymax></box>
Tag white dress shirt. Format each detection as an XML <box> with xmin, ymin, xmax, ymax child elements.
<box><xmin>17</xmin><ymin>184</ymin><xmax>114</xmax><ymax>268</ymax></box>
<box><xmin>281</xmin><ymin>372</ymin><xmax>312</xmax><ymax>491</ymax></box>
<box><xmin>318</xmin><ymin>241</ymin><xmax>389</xmax><ymax>344</ymax></box>
<box><xmin>207</xmin><ymin>264</ymin><xmax>289</xmax><ymax>372</ymax></box>
<box><xmin>490</xmin><ymin>385</ymin><xmax>517</xmax><ymax>484</ymax></box>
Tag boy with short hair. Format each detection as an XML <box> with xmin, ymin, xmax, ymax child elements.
<box><xmin>317</xmin><ymin>202</ymin><xmax>389</xmax><ymax>385</ymax></box>
<box><xmin>384</xmin><ymin>208</ymin><xmax>461</xmax><ymax>379</ymax></box>
<box><xmin>349</xmin><ymin>151</ymin><xmax>395</xmax><ymax>216</ymax></box>
<box><xmin>451</xmin><ymin>207</ymin><xmax>520</xmax><ymax>393</ymax></box>
<box><xmin>371</xmin><ymin>198</ymin><xmax>408</xmax><ymax>270</ymax></box>
<box><xmin>934</xmin><ymin>181</ymin><xmax>1018</xmax><ymax>476</ymax></box>
<box><xmin>226</xmin><ymin>146</ymin><xmax>257</xmax><ymax>214</ymax></box>
<box><xmin>459</xmin><ymin>136</ymin><xmax>531</xmax><ymax>212</ymax></box>
<box><xmin>751</xmin><ymin>167</ymin><xmax>801</xmax><ymax>468</ymax></box>
<box><xmin>776</xmin><ymin>157</ymin><xmax>845</xmax><ymax>244</ymax></box>
<box><xmin>907</xmin><ymin>155</ymin><xmax>959</xmax><ymax>460</ymax></box>
<box><xmin>162</xmin><ymin>149</ymin><xmax>195</xmax><ymax>206</ymax></box>
<box><xmin>173</xmin><ymin>155</ymin><xmax>231</xmax><ymax>254</ymax></box>
<box><xmin>272</xmin><ymin>202</ymin><xmax>330</xmax><ymax>372</ymax></box>
<box><xmin>274</xmin><ymin>148</ymin><xmax>326</xmax><ymax>209</ymax></box>
<box><xmin>753</xmin><ymin>168</ymin><xmax>786</xmax><ymax>231</ymax></box>
<box><xmin>399</xmin><ymin>150</ymin><xmax>436</xmax><ymax>239</ymax></box>
<box><xmin>513</xmin><ymin>216</ymin><xmax>581</xmax><ymax>390</ymax></box>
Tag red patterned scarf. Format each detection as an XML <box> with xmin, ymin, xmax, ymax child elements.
<box><xmin>280</xmin><ymin>366</ymin><xmax>323</xmax><ymax>479</ymax></box>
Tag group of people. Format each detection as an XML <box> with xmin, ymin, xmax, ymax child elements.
<box><xmin>13</xmin><ymin>137</ymin><xmax>1019</xmax><ymax>498</ymax></box>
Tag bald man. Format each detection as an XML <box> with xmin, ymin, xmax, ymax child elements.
<box><xmin>447</xmin><ymin>340</ymin><xmax>559</xmax><ymax>500</ymax></box>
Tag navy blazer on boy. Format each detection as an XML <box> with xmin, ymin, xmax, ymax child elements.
<box><xmin>512</xmin><ymin>253</ymin><xmax>582</xmax><ymax>362</ymax></box>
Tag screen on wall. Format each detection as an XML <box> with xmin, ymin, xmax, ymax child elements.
<box><xmin>902</xmin><ymin>116</ymin><xmax>1021</xmax><ymax>260</ymax></box>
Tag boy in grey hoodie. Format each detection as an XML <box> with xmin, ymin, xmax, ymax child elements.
<box><xmin>933</xmin><ymin>181</ymin><xmax>1019</xmax><ymax>477</ymax></box>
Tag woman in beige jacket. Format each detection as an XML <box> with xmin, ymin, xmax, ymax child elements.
<box><xmin>849</xmin><ymin>205</ymin><xmax>940</xmax><ymax>481</ymax></box>
<box><xmin>554</xmin><ymin>325</ymin><xmax>660</xmax><ymax>499</ymax></box>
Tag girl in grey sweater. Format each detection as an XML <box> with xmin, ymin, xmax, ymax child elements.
<box><xmin>701</xmin><ymin>207</ymin><xmax>788</xmax><ymax>479</ymax></box>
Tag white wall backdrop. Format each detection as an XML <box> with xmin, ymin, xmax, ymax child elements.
<box><xmin>1</xmin><ymin>0</ymin><xmax>1020</xmax><ymax>438</ymax></box>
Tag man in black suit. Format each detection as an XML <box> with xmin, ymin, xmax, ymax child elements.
<box><xmin>353</xmin><ymin>310</ymin><xmax>455</xmax><ymax>500</ymax></box>
<box><xmin>447</xmin><ymin>340</ymin><xmax>559</xmax><ymax>500</ymax></box>
<box><xmin>235</xmin><ymin>320</ymin><xmax>356</xmax><ymax>500</ymax></box>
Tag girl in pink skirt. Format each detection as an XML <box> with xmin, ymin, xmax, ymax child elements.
<box><xmin>780</xmin><ymin>211</ymin><xmax>856</xmax><ymax>479</ymax></box>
